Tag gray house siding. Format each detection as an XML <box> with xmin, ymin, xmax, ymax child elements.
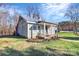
<box><xmin>17</xmin><ymin>18</ymin><xmax>28</xmax><ymax>38</ymax></box>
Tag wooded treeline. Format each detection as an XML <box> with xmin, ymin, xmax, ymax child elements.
<box><xmin>0</xmin><ymin>11</ymin><xmax>19</xmax><ymax>36</ymax></box>
<box><xmin>0</xmin><ymin>4</ymin><xmax>42</xmax><ymax>36</ymax></box>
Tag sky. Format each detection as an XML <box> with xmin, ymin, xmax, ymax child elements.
<box><xmin>0</xmin><ymin>3</ymin><xmax>79</xmax><ymax>23</ymax></box>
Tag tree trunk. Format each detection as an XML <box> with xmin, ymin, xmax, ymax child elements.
<box><xmin>74</xmin><ymin>21</ymin><xmax>77</xmax><ymax>34</ymax></box>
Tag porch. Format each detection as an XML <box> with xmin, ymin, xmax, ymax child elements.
<box><xmin>36</xmin><ymin>21</ymin><xmax>57</xmax><ymax>39</ymax></box>
<box><xmin>37</xmin><ymin>25</ymin><xmax>50</xmax><ymax>38</ymax></box>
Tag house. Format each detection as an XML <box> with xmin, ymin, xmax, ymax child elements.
<box><xmin>58</xmin><ymin>23</ymin><xmax>74</xmax><ymax>31</ymax></box>
<box><xmin>58</xmin><ymin>21</ymin><xmax>79</xmax><ymax>32</ymax></box>
<box><xmin>16</xmin><ymin>16</ymin><xmax>57</xmax><ymax>39</ymax></box>
<box><xmin>0</xmin><ymin>10</ymin><xmax>57</xmax><ymax>39</ymax></box>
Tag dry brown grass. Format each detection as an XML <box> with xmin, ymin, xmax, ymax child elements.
<box><xmin>0</xmin><ymin>38</ymin><xmax>32</xmax><ymax>51</ymax></box>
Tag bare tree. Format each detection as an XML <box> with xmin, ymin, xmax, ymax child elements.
<box><xmin>65</xmin><ymin>8</ymin><xmax>79</xmax><ymax>34</ymax></box>
<box><xmin>0</xmin><ymin>11</ymin><xmax>9</xmax><ymax>35</ymax></box>
<box><xmin>26</xmin><ymin>5</ymin><xmax>41</xmax><ymax>21</ymax></box>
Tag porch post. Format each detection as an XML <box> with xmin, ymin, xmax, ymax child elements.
<box><xmin>51</xmin><ymin>25</ymin><xmax>52</xmax><ymax>35</ymax></box>
<box><xmin>37</xmin><ymin>24</ymin><xmax>38</xmax><ymax>35</ymax></box>
<box><xmin>44</xmin><ymin>23</ymin><xmax>46</xmax><ymax>37</ymax></box>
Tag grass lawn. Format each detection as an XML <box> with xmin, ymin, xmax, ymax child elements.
<box><xmin>0</xmin><ymin>36</ymin><xmax>79</xmax><ymax>56</ymax></box>
<box><xmin>58</xmin><ymin>32</ymin><xmax>79</xmax><ymax>41</ymax></box>
<box><xmin>58</xmin><ymin>32</ymin><xmax>79</xmax><ymax>37</ymax></box>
